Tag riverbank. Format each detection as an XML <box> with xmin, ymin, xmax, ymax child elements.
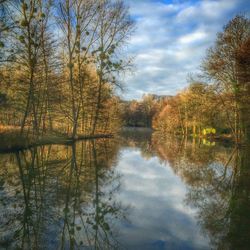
<box><xmin>0</xmin><ymin>131</ymin><xmax>114</xmax><ymax>153</ymax></box>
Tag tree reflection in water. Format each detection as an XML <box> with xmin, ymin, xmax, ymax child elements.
<box><xmin>150</xmin><ymin>133</ymin><xmax>250</xmax><ymax>250</ymax></box>
<box><xmin>0</xmin><ymin>139</ymin><xmax>128</xmax><ymax>250</ymax></box>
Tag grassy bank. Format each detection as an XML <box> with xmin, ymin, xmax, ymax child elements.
<box><xmin>0</xmin><ymin>130</ymin><xmax>114</xmax><ymax>153</ymax></box>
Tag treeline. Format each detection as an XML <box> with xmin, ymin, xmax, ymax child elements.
<box><xmin>153</xmin><ymin>82</ymin><xmax>228</xmax><ymax>136</ymax></box>
<box><xmin>153</xmin><ymin>15</ymin><xmax>250</xmax><ymax>144</ymax></box>
<box><xmin>120</xmin><ymin>94</ymin><xmax>164</xmax><ymax>127</ymax></box>
<box><xmin>0</xmin><ymin>0</ymin><xmax>133</xmax><ymax>139</ymax></box>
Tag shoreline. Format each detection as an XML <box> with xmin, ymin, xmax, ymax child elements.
<box><xmin>0</xmin><ymin>132</ymin><xmax>114</xmax><ymax>153</ymax></box>
<box><xmin>0</xmin><ymin>126</ymin><xmax>240</xmax><ymax>153</ymax></box>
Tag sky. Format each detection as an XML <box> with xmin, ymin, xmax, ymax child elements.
<box><xmin>120</xmin><ymin>0</ymin><xmax>250</xmax><ymax>100</ymax></box>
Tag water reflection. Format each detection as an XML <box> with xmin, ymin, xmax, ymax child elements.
<box><xmin>0</xmin><ymin>131</ymin><xmax>249</xmax><ymax>249</ymax></box>
<box><xmin>150</xmin><ymin>134</ymin><xmax>250</xmax><ymax>250</ymax></box>
<box><xmin>0</xmin><ymin>139</ymin><xmax>127</xmax><ymax>249</ymax></box>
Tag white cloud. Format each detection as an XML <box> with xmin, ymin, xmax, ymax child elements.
<box><xmin>179</xmin><ymin>30</ymin><xmax>207</xmax><ymax>44</ymax></box>
<box><xmin>176</xmin><ymin>0</ymin><xmax>239</xmax><ymax>23</ymax></box>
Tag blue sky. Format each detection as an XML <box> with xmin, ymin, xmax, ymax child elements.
<box><xmin>120</xmin><ymin>0</ymin><xmax>250</xmax><ymax>100</ymax></box>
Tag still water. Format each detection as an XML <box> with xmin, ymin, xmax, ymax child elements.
<box><xmin>0</xmin><ymin>130</ymin><xmax>249</xmax><ymax>250</ymax></box>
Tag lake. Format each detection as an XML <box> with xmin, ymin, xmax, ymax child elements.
<box><xmin>0</xmin><ymin>129</ymin><xmax>249</xmax><ymax>250</ymax></box>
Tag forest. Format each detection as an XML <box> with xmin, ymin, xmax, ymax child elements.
<box><xmin>0</xmin><ymin>0</ymin><xmax>249</xmax><ymax>148</ymax></box>
<box><xmin>0</xmin><ymin>0</ymin><xmax>133</xmax><ymax>147</ymax></box>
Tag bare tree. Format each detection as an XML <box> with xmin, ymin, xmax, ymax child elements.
<box><xmin>91</xmin><ymin>0</ymin><xmax>134</xmax><ymax>134</ymax></box>
<box><xmin>202</xmin><ymin>15</ymin><xmax>250</xmax><ymax>143</ymax></box>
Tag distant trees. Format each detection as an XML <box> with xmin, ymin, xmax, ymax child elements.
<box><xmin>121</xmin><ymin>94</ymin><xmax>162</xmax><ymax>128</ymax></box>
<box><xmin>152</xmin><ymin>82</ymin><xmax>223</xmax><ymax>136</ymax></box>
<box><xmin>153</xmin><ymin>95</ymin><xmax>180</xmax><ymax>134</ymax></box>
<box><xmin>0</xmin><ymin>0</ymin><xmax>133</xmax><ymax>138</ymax></box>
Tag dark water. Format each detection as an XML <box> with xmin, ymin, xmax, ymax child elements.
<box><xmin>0</xmin><ymin>130</ymin><xmax>249</xmax><ymax>250</ymax></box>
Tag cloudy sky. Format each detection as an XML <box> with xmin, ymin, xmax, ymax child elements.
<box><xmin>120</xmin><ymin>0</ymin><xmax>250</xmax><ymax>100</ymax></box>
